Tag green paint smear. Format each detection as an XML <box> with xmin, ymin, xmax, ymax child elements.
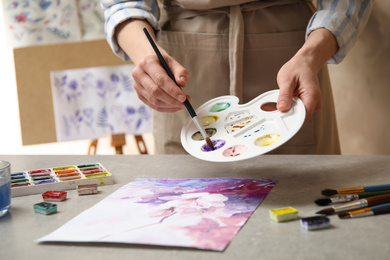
<box><xmin>210</xmin><ymin>102</ymin><xmax>231</xmax><ymax>112</ymax></box>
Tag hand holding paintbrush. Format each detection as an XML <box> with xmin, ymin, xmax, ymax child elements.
<box><xmin>143</xmin><ymin>28</ymin><xmax>215</xmax><ymax>151</ymax></box>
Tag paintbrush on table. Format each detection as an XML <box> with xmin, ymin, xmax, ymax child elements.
<box><xmin>338</xmin><ymin>202</ymin><xmax>390</xmax><ymax>219</ymax></box>
<box><xmin>143</xmin><ymin>28</ymin><xmax>215</xmax><ymax>151</ymax></box>
<box><xmin>321</xmin><ymin>184</ymin><xmax>390</xmax><ymax>196</ymax></box>
<box><xmin>315</xmin><ymin>190</ymin><xmax>390</xmax><ymax>206</ymax></box>
<box><xmin>316</xmin><ymin>193</ymin><xmax>390</xmax><ymax>215</ymax></box>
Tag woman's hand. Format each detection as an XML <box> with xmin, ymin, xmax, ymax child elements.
<box><xmin>116</xmin><ymin>19</ymin><xmax>189</xmax><ymax>112</ymax></box>
<box><xmin>276</xmin><ymin>28</ymin><xmax>338</xmax><ymax>121</ymax></box>
<box><xmin>131</xmin><ymin>52</ymin><xmax>189</xmax><ymax>112</ymax></box>
<box><xmin>277</xmin><ymin>54</ymin><xmax>322</xmax><ymax>122</ymax></box>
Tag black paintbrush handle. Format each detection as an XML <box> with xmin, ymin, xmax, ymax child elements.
<box><xmin>143</xmin><ymin>28</ymin><xmax>196</xmax><ymax>118</ymax></box>
<box><xmin>374</xmin><ymin>208</ymin><xmax>390</xmax><ymax>215</ymax></box>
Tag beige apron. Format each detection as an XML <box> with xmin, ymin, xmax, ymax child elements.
<box><xmin>154</xmin><ymin>0</ymin><xmax>341</xmax><ymax>154</ymax></box>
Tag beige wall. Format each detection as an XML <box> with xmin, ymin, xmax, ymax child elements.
<box><xmin>329</xmin><ymin>1</ymin><xmax>390</xmax><ymax>154</ymax></box>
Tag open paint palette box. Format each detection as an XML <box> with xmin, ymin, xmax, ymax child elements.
<box><xmin>181</xmin><ymin>90</ymin><xmax>305</xmax><ymax>162</ymax></box>
<box><xmin>11</xmin><ymin>163</ymin><xmax>113</xmax><ymax>197</ymax></box>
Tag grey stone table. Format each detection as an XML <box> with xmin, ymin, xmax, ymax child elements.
<box><xmin>1</xmin><ymin>155</ymin><xmax>389</xmax><ymax>260</ymax></box>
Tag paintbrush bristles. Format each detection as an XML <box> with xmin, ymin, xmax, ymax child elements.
<box><xmin>321</xmin><ymin>189</ymin><xmax>338</xmax><ymax>196</ymax></box>
<box><xmin>315</xmin><ymin>208</ymin><xmax>335</xmax><ymax>215</ymax></box>
<box><xmin>314</xmin><ymin>198</ymin><xmax>332</xmax><ymax>206</ymax></box>
<box><xmin>338</xmin><ymin>213</ymin><xmax>351</xmax><ymax>219</ymax></box>
<box><xmin>205</xmin><ymin>137</ymin><xmax>215</xmax><ymax>151</ymax></box>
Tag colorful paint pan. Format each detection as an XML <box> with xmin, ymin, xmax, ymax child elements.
<box><xmin>42</xmin><ymin>191</ymin><xmax>67</xmax><ymax>202</ymax></box>
<box><xmin>269</xmin><ymin>207</ymin><xmax>299</xmax><ymax>222</ymax></box>
<box><xmin>300</xmin><ymin>216</ymin><xmax>330</xmax><ymax>231</ymax></box>
<box><xmin>180</xmin><ymin>90</ymin><xmax>305</xmax><ymax>162</ymax></box>
<box><xmin>33</xmin><ymin>202</ymin><xmax>58</xmax><ymax>215</ymax></box>
<box><xmin>77</xmin><ymin>184</ymin><xmax>98</xmax><ymax>196</ymax></box>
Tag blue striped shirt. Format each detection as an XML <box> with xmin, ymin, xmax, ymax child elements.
<box><xmin>101</xmin><ymin>0</ymin><xmax>373</xmax><ymax>64</ymax></box>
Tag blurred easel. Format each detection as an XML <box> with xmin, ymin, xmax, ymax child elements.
<box><xmin>87</xmin><ymin>134</ymin><xmax>148</xmax><ymax>155</ymax></box>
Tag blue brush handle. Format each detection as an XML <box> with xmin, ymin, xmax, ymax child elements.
<box><xmin>371</xmin><ymin>202</ymin><xmax>390</xmax><ymax>211</ymax></box>
<box><xmin>364</xmin><ymin>184</ymin><xmax>390</xmax><ymax>192</ymax></box>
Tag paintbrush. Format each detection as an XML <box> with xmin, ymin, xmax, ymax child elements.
<box><xmin>316</xmin><ymin>193</ymin><xmax>390</xmax><ymax>215</ymax></box>
<box><xmin>143</xmin><ymin>28</ymin><xmax>215</xmax><ymax>151</ymax></box>
<box><xmin>338</xmin><ymin>202</ymin><xmax>390</xmax><ymax>219</ymax></box>
<box><xmin>321</xmin><ymin>184</ymin><xmax>390</xmax><ymax>196</ymax></box>
<box><xmin>315</xmin><ymin>190</ymin><xmax>390</xmax><ymax>206</ymax></box>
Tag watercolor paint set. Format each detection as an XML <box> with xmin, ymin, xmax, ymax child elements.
<box><xmin>181</xmin><ymin>90</ymin><xmax>305</xmax><ymax>162</ymax></box>
<box><xmin>11</xmin><ymin>163</ymin><xmax>113</xmax><ymax>197</ymax></box>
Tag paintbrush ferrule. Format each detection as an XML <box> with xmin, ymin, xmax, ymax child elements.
<box><xmin>192</xmin><ymin>116</ymin><xmax>208</xmax><ymax>140</ymax></box>
<box><xmin>350</xmin><ymin>211</ymin><xmax>374</xmax><ymax>218</ymax></box>
<box><xmin>330</xmin><ymin>194</ymin><xmax>360</xmax><ymax>203</ymax></box>
<box><xmin>337</xmin><ymin>187</ymin><xmax>365</xmax><ymax>194</ymax></box>
<box><xmin>333</xmin><ymin>199</ymin><xmax>368</xmax><ymax>213</ymax></box>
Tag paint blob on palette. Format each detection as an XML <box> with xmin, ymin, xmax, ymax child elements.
<box><xmin>181</xmin><ymin>90</ymin><xmax>305</xmax><ymax>162</ymax></box>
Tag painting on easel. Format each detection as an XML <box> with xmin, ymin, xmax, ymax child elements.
<box><xmin>50</xmin><ymin>64</ymin><xmax>153</xmax><ymax>142</ymax></box>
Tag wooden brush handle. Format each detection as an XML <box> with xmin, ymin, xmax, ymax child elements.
<box><xmin>367</xmin><ymin>194</ymin><xmax>390</xmax><ymax>206</ymax></box>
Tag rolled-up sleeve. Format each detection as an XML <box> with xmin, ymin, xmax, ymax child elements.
<box><xmin>101</xmin><ymin>0</ymin><xmax>160</xmax><ymax>61</ymax></box>
<box><xmin>306</xmin><ymin>0</ymin><xmax>373</xmax><ymax>64</ymax></box>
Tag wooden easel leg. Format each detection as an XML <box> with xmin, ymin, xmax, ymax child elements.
<box><xmin>134</xmin><ymin>135</ymin><xmax>148</xmax><ymax>154</ymax></box>
<box><xmin>110</xmin><ymin>133</ymin><xmax>126</xmax><ymax>154</ymax></box>
<box><xmin>88</xmin><ymin>139</ymin><xmax>98</xmax><ymax>155</ymax></box>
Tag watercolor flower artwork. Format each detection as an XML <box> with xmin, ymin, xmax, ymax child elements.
<box><xmin>78</xmin><ymin>0</ymin><xmax>106</xmax><ymax>41</ymax></box>
<box><xmin>50</xmin><ymin>64</ymin><xmax>152</xmax><ymax>142</ymax></box>
<box><xmin>38</xmin><ymin>177</ymin><xmax>277</xmax><ymax>251</ymax></box>
<box><xmin>3</xmin><ymin>0</ymin><xmax>82</xmax><ymax>48</ymax></box>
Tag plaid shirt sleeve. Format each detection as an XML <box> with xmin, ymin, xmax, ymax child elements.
<box><xmin>101</xmin><ymin>0</ymin><xmax>160</xmax><ymax>61</ymax></box>
<box><xmin>307</xmin><ymin>0</ymin><xmax>374</xmax><ymax>64</ymax></box>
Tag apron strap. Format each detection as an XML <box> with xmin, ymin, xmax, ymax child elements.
<box><xmin>163</xmin><ymin>0</ymin><xmax>306</xmax><ymax>103</ymax></box>
<box><xmin>229</xmin><ymin>5</ymin><xmax>244</xmax><ymax>103</ymax></box>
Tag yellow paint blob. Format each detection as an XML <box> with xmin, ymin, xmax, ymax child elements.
<box><xmin>200</xmin><ymin>115</ymin><xmax>219</xmax><ymax>127</ymax></box>
<box><xmin>254</xmin><ymin>133</ymin><xmax>280</xmax><ymax>147</ymax></box>
<box><xmin>52</xmin><ymin>166</ymin><xmax>75</xmax><ymax>171</ymax></box>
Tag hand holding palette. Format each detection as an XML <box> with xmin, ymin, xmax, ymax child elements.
<box><xmin>181</xmin><ymin>90</ymin><xmax>305</xmax><ymax>162</ymax></box>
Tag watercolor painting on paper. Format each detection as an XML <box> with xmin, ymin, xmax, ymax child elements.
<box><xmin>38</xmin><ymin>177</ymin><xmax>277</xmax><ymax>251</ymax></box>
<box><xmin>78</xmin><ymin>0</ymin><xmax>105</xmax><ymax>41</ymax></box>
<box><xmin>50</xmin><ymin>64</ymin><xmax>152</xmax><ymax>142</ymax></box>
<box><xmin>2</xmin><ymin>0</ymin><xmax>82</xmax><ymax>48</ymax></box>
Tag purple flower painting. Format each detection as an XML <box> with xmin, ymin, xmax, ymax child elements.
<box><xmin>50</xmin><ymin>64</ymin><xmax>152</xmax><ymax>141</ymax></box>
<box><xmin>38</xmin><ymin>177</ymin><xmax>277</xmax><ymax>251</ymax></box>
